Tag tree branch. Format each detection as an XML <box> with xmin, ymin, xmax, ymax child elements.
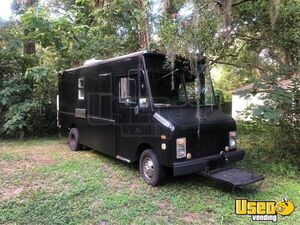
<box><xmin>209</xmin><ymin>59</ymin><xmax>266</xmax><ymax>72</ymax></box>
<box><xmin>232</xmin><ymin>0</ymin><xmax>253</xmax><ymax>7</ymax></box>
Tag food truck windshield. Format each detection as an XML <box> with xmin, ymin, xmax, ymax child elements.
<box><xmin>145</xmin><ymin>55</ymin><xmax>216</xmax><ymax>107</ymax></box>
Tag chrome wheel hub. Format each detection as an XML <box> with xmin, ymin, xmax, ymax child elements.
<box><xmin>143</xmin><ymin>157</ymin><xmax>155</xmax><ymax>180</ymax></box>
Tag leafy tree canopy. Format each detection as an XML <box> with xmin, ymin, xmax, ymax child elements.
<box><xmin>0</xmin><ymin>0</ymin><xmax>299</xmax><ymax>143</ymax></box>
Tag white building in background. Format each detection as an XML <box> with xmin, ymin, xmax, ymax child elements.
<box><xmin>231</xmin><ymin>78</ymin><xmax>299</xmax><ymax>121</ymax></box>
<box><xmin>231</xmin><ymin>83</ymin><xmax>265</xmax><ymax>120</ymax></box>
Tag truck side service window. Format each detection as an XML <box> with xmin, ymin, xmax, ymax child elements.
<box><xmin>78</xmin><ymin>77</ymin><xmax>85</xmax><ymax>100</ymax></box>
<box><xmin>98</xmin><ymin>73</ymin><xmax>112</xmax><ymax>118</ymax></box>
<box><xmin>119</xmin><ymin>77</ymin><xmax>137</xmax><ymax>104</ymax></box>
<box><xmin>88</xmin><ymin>73</ymin><xmax>112</xmax><ymax>119</ymax></box>
<box><xmin>99</xmin><ymin>73</ymin><xmax>112</xmax><ymax>93</ymax></box>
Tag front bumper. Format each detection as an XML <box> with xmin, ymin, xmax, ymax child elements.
<box><xmin>173</xmin><ymin>150</ymin><xmax>245</xmax><ymax>176</ymax></box>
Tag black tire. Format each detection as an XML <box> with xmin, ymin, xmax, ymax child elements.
<box><xmin>68</xmin><ymin>128</ymin><xmax>83</xmax><ymax>151</ymax></box>
<box><xmin>139</xmin><ymin>149</ymin><xmax>166</xmax><ymax>187</ymax></box>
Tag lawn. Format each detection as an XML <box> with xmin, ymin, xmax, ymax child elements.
<box><xmin>0</xmin><ymin>136</ymin><xmax>299</xmax><ymax>224</ymax></box>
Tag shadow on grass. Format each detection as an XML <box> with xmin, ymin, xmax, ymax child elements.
<box><xmin>87</xmin><ymin>148</ymin><xmax>263</xmax><ymax>195</ymax></box>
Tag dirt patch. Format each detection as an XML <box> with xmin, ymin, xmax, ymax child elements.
<box><xmin>102</xmin><ymin>164</ymin><xmax>123</xmax><ymax>190</ymax></box>
<box><xmin>182</xmin><ymin>210</ymin><xmax>217</xmax><ymax>224</ymax></box>
<box><xmin>158</xmin><ymin>199</ymin><xmax>172</xmax><ymax>209</ymax></box>
<box><xmin>0</xmin><ymin>171</ymin><xmax>71</xmax><ymax>202</ymax></box>
<box><xmin>90</xmin><ymin>199</ymin><xmax>104</xmax><ymax>210</ymax></box>
<box><xmin>0</xmin><ymin>143</ymin><xmax>75</xmax><ymax>176</ymax></box>
<box><xmin>129</xmin><ymin>182</ymin><xmax>140</xmax><ymax>192</ymax></box>
<box><xmin>156</xmin><ymin>199</ymin><xmax>174</xmax><ymax>216</ymax></box>
<box><xmin>0</xmin><ymin>160</ymin><xmax>17</xmax><ymax>177</ymax></box>
<box><xmin>0</xmin><ymin>187</ymin><xmax>24</xmax><ymax>201</ymax></box>
<box><xmin>24</xmin><ymin>153</ymin><xmax>55</xmax><ymax>166</ymax></box>
<box><xmin>0</xmin><ymin>153</ymin><xmax>55</xmax><ymax>179</ymax></box>
<box><xmin>0</xmin><ymin>143</ymin><xmax>73</xmax><ymax>201</ymax></box>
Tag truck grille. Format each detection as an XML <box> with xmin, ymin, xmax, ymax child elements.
<box><xmin>187</xmin><ymin>130</ymin><xmax>229</xmax><ymax>158</ymax></box>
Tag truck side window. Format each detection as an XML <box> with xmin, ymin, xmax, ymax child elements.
<box><xmin>78</xmin><ymin>77</ymin><xmax>85</xmax><ymax>100</ymax></box>
<box><xmin>119</xmin><ymin>77</ymin><xmax>137</xmax><ymax>104</ymax></box>
<box><xmin>139</xmin><ymin>74</ymin><xmax>149</xmax><ymax>108</ymax></box>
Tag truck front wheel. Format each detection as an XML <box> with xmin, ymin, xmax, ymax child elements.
<box><xmin>68</xmin><ymin>128</ymin><xmax>83</xmax><ymax>151</ymax></box>
<box><xmin>139</xmin><ymin>149</ymin><xmax>166</xmax><ymax>186</ymax></box>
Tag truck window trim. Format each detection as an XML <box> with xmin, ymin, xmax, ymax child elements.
<box><xmin>78</xmin><ymin>77</ymin><xmax>85</xmax><ymax>100</ymax></box>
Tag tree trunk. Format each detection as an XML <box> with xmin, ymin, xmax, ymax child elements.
<box><xmin>135</xmin><ymin>0</ymin><xmax>150</xmax><ymax>49</ymax></box>
<box><xmin>23</xmin><ymin>29</ymin><xmax>36</xmax><ymax>55</ymax></box>
<box><xmin>20</xmin><ymin>0</ymin><xmax>37</xmax><ymax>55</ymax></box>
<box><xmin>217</xmin><ymin>0</ymin><xmax>232</xmax><ymax>27</ymax></box>
<box><xmin>94</xmin><ymin>0</ymin><xmax>105</xmax><ymax>8</ymax></box>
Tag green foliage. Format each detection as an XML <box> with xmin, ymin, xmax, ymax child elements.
<box><xmin>0</xmin><ymin>70</ymin><xmax>56</xmax><ymax>138</ymax></box>
<box><xmin>235</xmin><ymin>77</ymin><xmax>299</xmax><ymax>160</ymax></box>
<box><xmin>213</xmin><ymin>65</ymin><xmax>257</xmax><ymax>102</ymax></box>
<box><xmin>0</xmin><ymin>76</ymin><xmax>30</xmax><ymax>137</ymax></box>
<box><xmin>25</xmin><ymin>67</ymin><xmax>49</xmax><ymax>81</ymax></box>
<box><xmin>2</xmin><ymin>100</ymin><xmax>38</xmax><ymax>137</ymax></box>
<box><xmin>0</xmin><ymin>79</ymin><xmax>29</xmax><ymax>106</ymax></box>
<box><xmin>159</xmin><ymin>0</ymin><xmax>220</xmax><ymax>59</ymax></box>
<box><xmin>0</xmin><ymin>0</ymin><xmax>299</xmax><ymax>145</ymax></box>
<box><xmin>1</xmin><ymin>0</ymin><xmax>148</xmax><ymax>138</ymax></box>
<box><xmin>238</xmin><ymin>120</ymin><xmax>300</xmax><ymax>170</ymax></box>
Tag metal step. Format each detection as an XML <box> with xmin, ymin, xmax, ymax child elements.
<box><xmin>200</xmin><ymin>166</ymin><xmax>264</xmax><ymax>187</ymax></box>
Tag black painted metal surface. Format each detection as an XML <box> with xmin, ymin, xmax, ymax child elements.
<box><xmin>201</xmin><ymin>166</ymin><xmax>265</xmax><ymax>186</ymax></box>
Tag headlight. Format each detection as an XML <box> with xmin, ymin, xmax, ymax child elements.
<box><xmin>229</xmin><ymin>138</ymin><xmax>236</xmax><ymax>147</ymax></box>
<box><xmin>229</xmin><ymin>131</ymin><xmax>237</xmax><ymax>149</ymax></box>
<box><xmin>176</xmin><ymin>137</ymin><xmax>186</xmax><ymax>159</ymax></box>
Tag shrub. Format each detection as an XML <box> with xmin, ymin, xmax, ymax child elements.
<box><xmin>238</xmin><ymin>120</ymin><xmax>300</xmax><ymax>171</ymax></box>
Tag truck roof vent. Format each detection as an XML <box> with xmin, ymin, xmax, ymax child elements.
<box><xmin>83</xmin><ymin>58</ymin><xmax>103</xmax><ymax>65</ymax></box>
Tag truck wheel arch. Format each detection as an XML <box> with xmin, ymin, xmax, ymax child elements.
<box><xmin>69</xmin><ymin>123</ymin><xmax>76</xmax><ymax>129</ymax></box>
<box><xmin>136</xmin><ymin>143</ymin><xmax>153</xmax><ymax>161</ymax></box>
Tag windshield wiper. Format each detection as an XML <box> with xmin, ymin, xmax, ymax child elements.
<box><xmin>158</xmin><ymin>69</ymin><xmax>180</xmax><ymax>81</ymax></box>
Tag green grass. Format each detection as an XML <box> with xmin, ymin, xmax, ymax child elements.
<box><xmin>0</xmin><ymin>136</ymin><xmax>299</xmax><ymax>224</ymax></box>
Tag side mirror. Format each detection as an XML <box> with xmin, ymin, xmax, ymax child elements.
<box><xmin>128</xmin><ymin>78</ymin><xmax>137</xmax><ymax>105</ymax></box>
<box><xmin>119</xmin><ymin>76</ymin><xmax>137</xmax><ymax>106</ymax></box>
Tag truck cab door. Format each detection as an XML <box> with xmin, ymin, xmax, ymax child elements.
<box><xmin>116</xmin><ymin>69</ymin><xmax>150</xmax><ymax>161</ymax></box>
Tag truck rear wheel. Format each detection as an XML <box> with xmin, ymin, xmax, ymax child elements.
<box><xmin>68</xmin><ymin>128</ymin><xmax>83</xmax><ymax>151</ymax></box>
<box><xmin>139</xmin><ymin>149</ymin><xmax>166</xmax><ymax>186</ymax></box>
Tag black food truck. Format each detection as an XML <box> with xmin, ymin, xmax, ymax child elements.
<box><xmin>58</xmin><ymin>50</ymin><xmax>264</xmax><ymax>187</ymax></box>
